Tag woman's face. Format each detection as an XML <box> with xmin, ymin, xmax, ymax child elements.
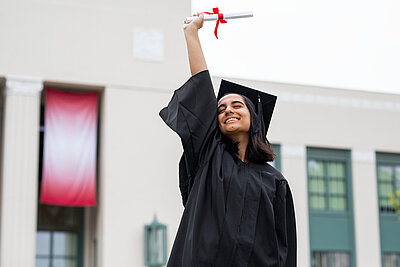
<box><xmin>217</xmin><ymin>94</ymin><xmax>251</xmax><ymax>138</ymax></box>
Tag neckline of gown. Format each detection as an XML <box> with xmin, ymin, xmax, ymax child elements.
<box><xmin>235</xmin><ymin>156</ymin><xmax>249</xmax><ymax>166</ymax></box>
<box><xmin>232</xmin><ymin>154</ymin><xmax>273</xmax><ymax>172</ymax></box>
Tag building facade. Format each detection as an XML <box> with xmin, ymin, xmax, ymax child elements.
<box><xmin>1</xmin><ymin>0</ymin><xmax>400</xmax><ymax>267</ymax></box>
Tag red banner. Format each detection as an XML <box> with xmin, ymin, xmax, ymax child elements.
<box><xmin>41</xmin><ymin>88</ymin><xmax>98</xmax><ymax>206</ymax></box>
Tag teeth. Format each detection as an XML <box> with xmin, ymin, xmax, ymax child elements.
<box><xmin>225</xmin><ymin>118</ymin><xmax>238</xmax><ymax>123</ymax></box>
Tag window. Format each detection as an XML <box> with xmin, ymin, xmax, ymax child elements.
<box><xmin>377</xmin><ymin>156</ymin><xmax>400</xmax><ymax>212</ymax></box>
<box><xmin>377</xmin><ymin>153</ymin><xmax>400</xmax><ymax>266</ymax></box>
<box><xmin>270</xmin><ymin>144</ymin><xmax>281</xmax><ymax>171</ymax></box>
<box><xmin>307</xmin><ymin>148</ymin><xmax>355</xmax><ymax>267</ymax></box>
<box><xmin>312</xmin><ymin>251</ymin><xmax>350</xmax><ymax>267</ymax></box>
<box><xmin>36</xmin><ymin>205</ymin><xmax>83</xmax><ymax>267</ymax></box>
<box><xmin>36</xmin><ymin>231</ymin><xmax>79</xmax><ymax>267</ymax></box>
<box><xmin>383</xmin><ymin>253</ymin><xmax>400</xmax><ymax>267</ymax></box>
<box><xmin>308</xmin><ymin>159</ymin><xmax>348</xmax><ymax>211</ymax></box>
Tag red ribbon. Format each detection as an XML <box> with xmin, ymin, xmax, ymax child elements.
<box><xmin>204</xmin><ymin>7</ymin><xmax>227</xmax><ymax>39</ymax></box>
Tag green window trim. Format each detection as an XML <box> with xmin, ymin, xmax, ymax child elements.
<box><xmin>382</xmin><ymin>253</ymin><xmax>400</xmax><ymax>267</ymax></box>
<box><xmin>307</xmin><ymin>147</ymin><xmax>356</xmax><ymax>267</ymax></box>
<box><xmin>311</xmin><ymin>251</ymin><xmax>351</xmax><ymax>267</ymax></box>
<box><xmin>271</xmin><ymin>144</ymin><xmax>281</xmax><ymax>171</ymax></box>
<box><xmin>307</xmin><ymin>148</ymin><xmax>351</xmax><ymax>214</ymax></box>
<box><xmin>377</xmin><ymin>152</ymin><xmax>400</xmax><ymax>263</ymax></box>
<box><xmin>376</xmin><ymin>152</ymin><xmax>400</xmax><ymax>213</ymax></box>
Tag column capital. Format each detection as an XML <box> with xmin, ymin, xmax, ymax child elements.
<box><xmin>5</xmin><ymin>75</ymin><xmax>43</xmax><ymax>97</ymax></box>
<box><xmin>352</xmin><ymin>149</ymin><xmax>375</xmax><ymax>163</ymax></box>
<box><xmin>282</xmin><ymin>144</ymin><xmax>306</xmax><ymax>159</ymax></box>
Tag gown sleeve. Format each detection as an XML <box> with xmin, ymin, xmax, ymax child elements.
<box><xmin>275</xmin><ymin>180</ymin><xmax>297</xmax><ymax>267</ymax></box>
<box><xmin>159</xmin><ymin>70</ymin><xmax>217</xmax><ymax>206</ymax></box>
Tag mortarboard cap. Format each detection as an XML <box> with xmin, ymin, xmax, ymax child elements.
<box><xmin>217</xmin><ymin>79</ymin><xmax>277</xmax><ymax>135</ymax></box>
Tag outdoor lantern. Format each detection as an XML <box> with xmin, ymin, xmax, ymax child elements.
<box><xmin>144</xmin><ymin>215</ymin><xmax>167</xmax><ymax>267</ymax></box>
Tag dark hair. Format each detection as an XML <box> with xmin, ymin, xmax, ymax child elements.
<box><xmin>221</xmin><ymin>95</ymin><xmax>276</xmax><ymax>163</ymax></box>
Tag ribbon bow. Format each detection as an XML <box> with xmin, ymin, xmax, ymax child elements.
<box><xmin>204</xmin><ymin>7</ymin><xmax>227</xmax><ymax>39</ymax></box>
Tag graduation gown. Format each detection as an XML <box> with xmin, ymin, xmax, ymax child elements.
<box><xmin>160</xmin><ymin>70</ymin><xmax>297</xmax><ymax>267</ymax></box>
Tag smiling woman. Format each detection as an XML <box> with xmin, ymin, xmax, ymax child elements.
<box><xmin>218</xmin><ymin>94</ymin><xmax>250</xmax><ymax>133</ymax></box>
<box><xmin>217</xmin><ymin>94</ymin><xmax>251</xmax><ymax>161</ymax></box>
<box><xmin>159</xmin><ymin>13</ymin><xmax>297</xmax><ymax>267</ymax></box>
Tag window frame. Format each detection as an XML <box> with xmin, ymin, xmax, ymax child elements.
<box><xmin>382</xmin><ymin>252</ymin><xmax>400</xmax><ymax>267</ymax></box>
<box><xmin>376</xmin><ymin>152</ymin><xmax>400</xmax><ymax>214</ymax></box>
<box><xmin>36</xmin><ymin>230</ymin><xmax>81</xmax><ymax>267</ymax></box>
<box><xmin>307</xmin><ymin>147</ymin><xmax>356</xmax><ymax>267</ymax></box>
<box><xmin>36</xmin><ymin>205</ymin><xmax>84</xmax><ymax>267</ymax></box>
<box><xmin>311</xmin><ymin>250</ymin><xmax>351</xmax><ymax>267</ymax></box>
<box><xmin>270</xmin><ymin>144</ymin><xmax>281</xmax><ymax>171</ymax></box>
<box><xmin>307</xmin><ymin>148</ymin><xmax>353</xmax><ymax>216</ymax></box>
<box><xmin>377</xmin><ymin>152</ymin><xmax>400</xmax><ymax>267</ymax></box>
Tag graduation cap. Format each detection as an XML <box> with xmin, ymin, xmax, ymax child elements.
<box><xmin>217</xmin><ymin>79</ymin><xmax>277</xmax><ymax>136</ymax></box>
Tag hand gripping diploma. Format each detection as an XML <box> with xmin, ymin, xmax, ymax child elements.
<box><xmin>183</xmin><ymin>13</ymin><xmax>207</xmax><ymax>76</ymax></box>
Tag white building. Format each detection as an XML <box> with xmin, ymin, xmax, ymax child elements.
<box><xmin>0</xmin><ymin>0</ymin><xmax>400</xmax><ymax>266</ymax></box>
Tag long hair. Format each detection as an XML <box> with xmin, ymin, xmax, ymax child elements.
<box><xmin>221</xmin><ymin>95</ymin><xmax>275</xmax><ymax>163</ymax></box>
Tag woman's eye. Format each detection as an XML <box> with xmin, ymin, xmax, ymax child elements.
<box><xmin>218</xmin><ymin>108</ymin><xmax>225</xmax><ymax>114</ymax></box>
<box><xmin>233</xmin><ymin>105</ymin><xmax>242</xmax><ymax>108</ymax></box>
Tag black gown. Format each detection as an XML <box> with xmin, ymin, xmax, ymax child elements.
<box><xmin>160</xmin><ymin>70</ymin><xmax>297</xmax><ymax>267</ymax></box>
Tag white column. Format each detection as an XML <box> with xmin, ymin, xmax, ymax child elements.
<box><xmin>352</xmin><ymin>149</ymin><xmax>381</xmax><ymax>267</ymax></box>
<box><xmin>281</xmin><ymin>144</ymin><xmax>310</xmax><ymax>267</ymax></box>
<box><xmin>0</xmin><ymin>76</ymin><xmax>42</xmax><ymax>267</ymax></box>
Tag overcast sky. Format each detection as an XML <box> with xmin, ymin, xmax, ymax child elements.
<box><xmin>192</xmin><ymin>0</ymin><xmax>400</xmax><ymax>95</ymax></box>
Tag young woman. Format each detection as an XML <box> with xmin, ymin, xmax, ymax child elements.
<box><xmin>160</xmin><ymin>13</ymin><xmax>297</xmax><ymax>267</ymax></box>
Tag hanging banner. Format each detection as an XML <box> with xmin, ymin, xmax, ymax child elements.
<box><xmin>41</xmin><ymin>87</ymin><xmax>98</xmax><ymax>206</ymax></box>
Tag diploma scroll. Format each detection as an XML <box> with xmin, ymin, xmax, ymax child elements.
<box><xmin>185</xmin><ymin>11</ymin><xmax>253</xmax><ymax>23</ymax></box>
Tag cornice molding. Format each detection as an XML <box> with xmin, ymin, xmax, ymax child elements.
<box><xmin>5</xmin><ymin>75</ymin><xmax>43</xmax><ymax>97</ymax></box>
<box><xmin>279</xmin><ymin>92</ymin><xmax>400</xmax><ymax>111</ymax></box>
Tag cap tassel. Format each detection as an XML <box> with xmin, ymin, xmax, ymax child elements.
<box><xmin>257</xmin><ymin>94</ymin><xmax>266</xmax><ymax>138</ymax></box>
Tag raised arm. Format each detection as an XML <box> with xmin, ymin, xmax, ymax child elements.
<box><xmin>184</xmin><ymin>13</ymin><xmax>207</xmax><ymax>76</ymax></box>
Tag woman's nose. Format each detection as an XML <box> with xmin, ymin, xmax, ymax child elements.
<box><xmin>225</xmin><ymin>105</ymin><xmax>233</xmax><ymax>114</ymax></box>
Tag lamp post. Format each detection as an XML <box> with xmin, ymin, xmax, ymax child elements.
<box><xmin>144</xmin><ymin>215</ymin><xmax>167</xmax><ymax>267</ymax></box>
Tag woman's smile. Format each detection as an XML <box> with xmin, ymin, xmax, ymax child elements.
<box><xmin>225</xmin><ymin>117</ymin><xmax>239</xmax><ymax>124</ymax></box>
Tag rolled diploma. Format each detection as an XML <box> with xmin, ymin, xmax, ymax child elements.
<box><xmin>185</xmin><ymin>11</ymin><xmax>253</xmax><ymax>23</ymax></box>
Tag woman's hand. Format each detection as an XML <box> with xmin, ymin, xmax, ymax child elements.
<box><xmin>183</xmin><ymin>13</ymin><xmax>207</xmax><ymax>76</ymax></box>
<box><xmin>184</xmin><ymin>13</ymin><xmax>204</xmax><ymax>32</ymax></box>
